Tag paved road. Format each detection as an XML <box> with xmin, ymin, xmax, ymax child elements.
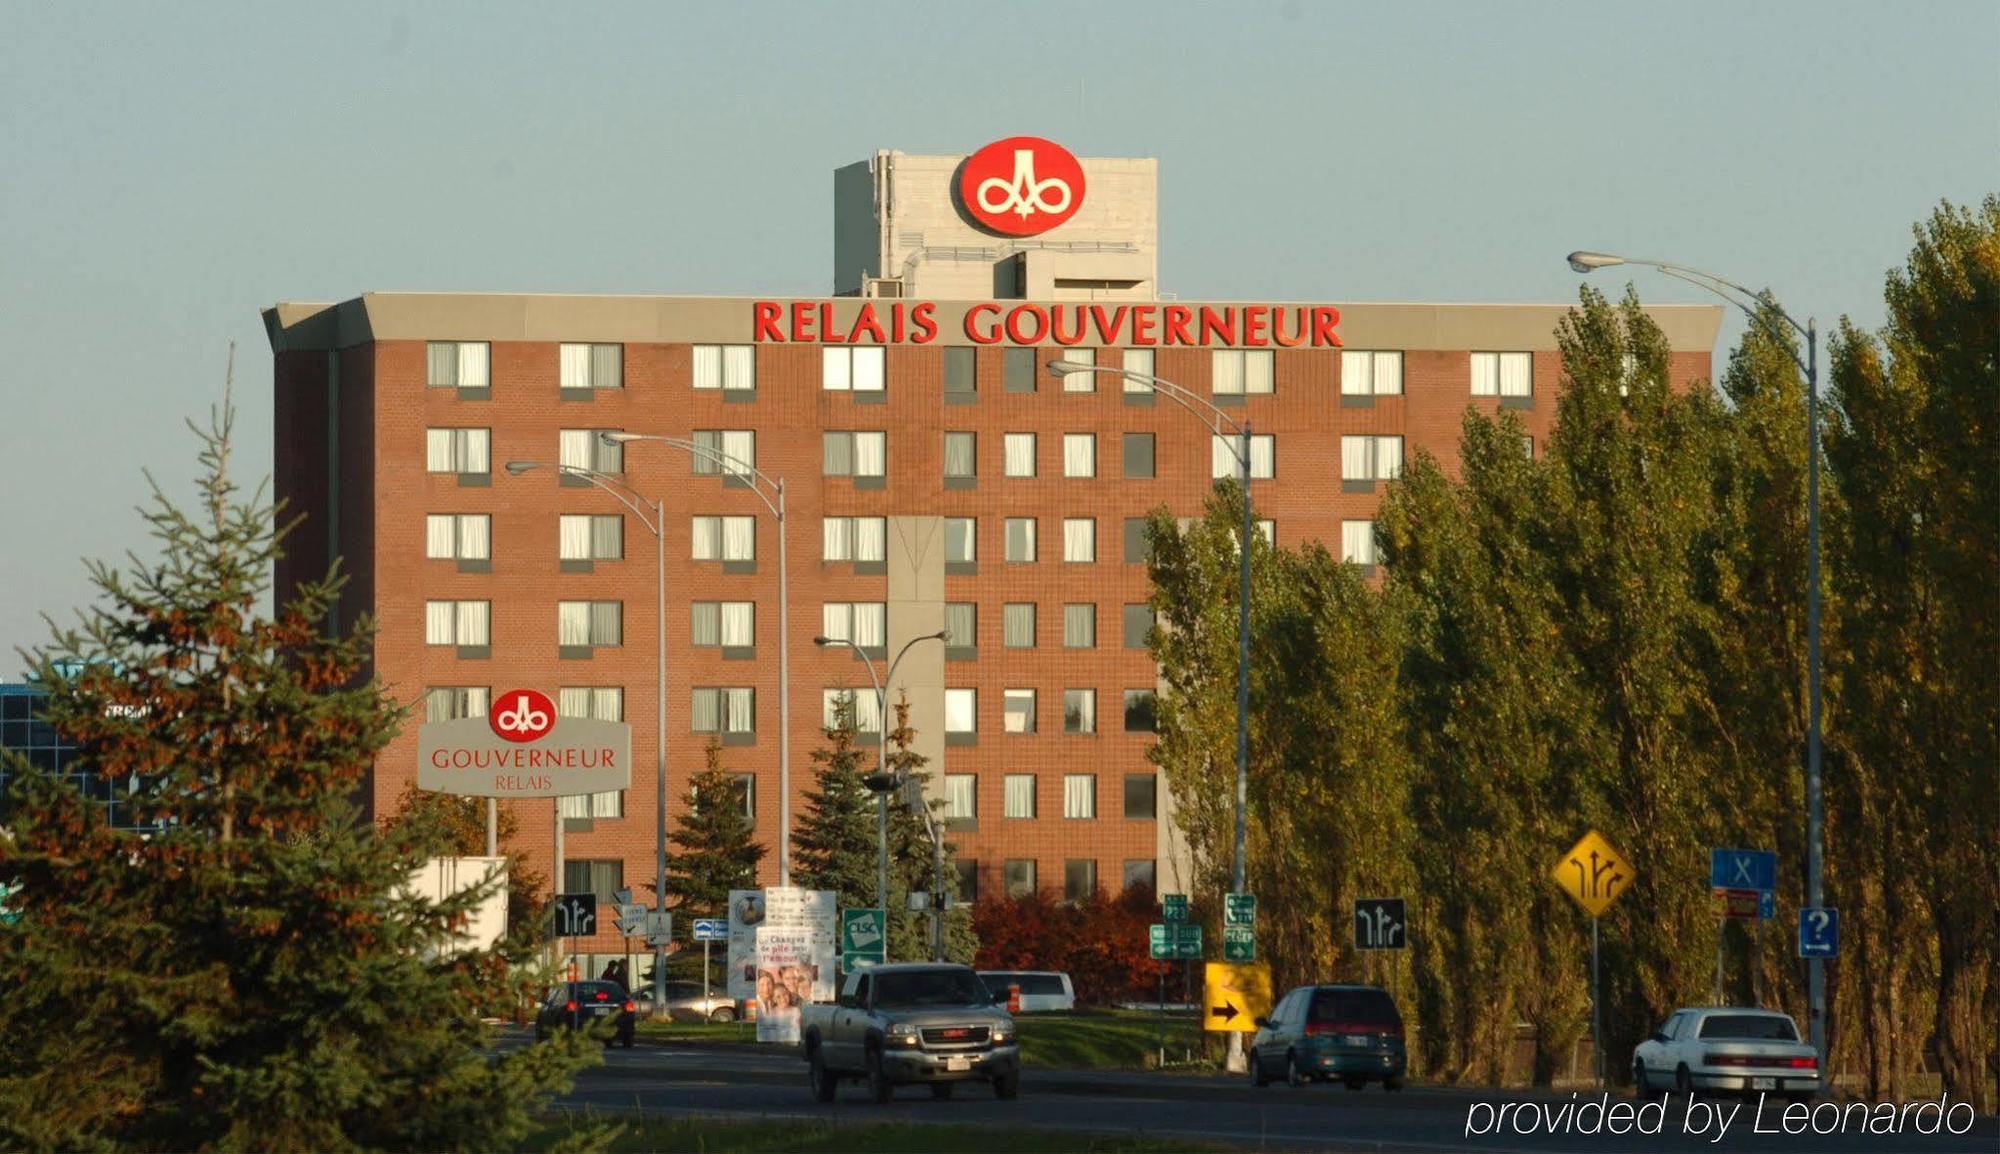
<box><xmin>510</xmin><ymin>1033</ymin><xmax>1996</xmax><ymax>1153</ymax></box>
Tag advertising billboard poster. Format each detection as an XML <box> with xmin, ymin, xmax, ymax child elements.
<box><xmin>753</xmin><ymin>925</ymin><xmax>813</xmax><ymax>1043</ymax></box>
<box><xmin>727</xmin><ymin>887</ymin><xmax>837</xmax><ymax>1039</ymax></box>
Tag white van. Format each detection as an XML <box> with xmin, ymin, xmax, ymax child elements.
<box><xmin>978</xmin><ymin>970</ymin><xmax>1076</xmax><ymax>1013</ymax></box>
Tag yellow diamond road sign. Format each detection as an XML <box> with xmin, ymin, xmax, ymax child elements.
<box><xmin>1552</xmin><ymin>829</ymin><xmax>1634</xmax><ymax>918</ymax></box>
<box><xmin>1202</xmin><ymin>962</ymin><xmax>1273</xmax><ymax>1033</ymax></box>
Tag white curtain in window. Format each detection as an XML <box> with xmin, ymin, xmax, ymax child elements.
<box><xmin>1062</xmin><ymin>347</ymin><xmax>1097</xmax><ymax>391</ymax></box>
<box><xmin>1250</xmin><ymin>436</ymin><xmax>1275</xmax><ymax>479</ymax></box>
<box><xmin>1342</xmin><ymin>521</ymin><xmax>1377</xmax><ymax>565</ymax></box>
<box><xmin>720</xmin><ymin>602</ymin><xmax>753</xmax><ymax>647</ymax></box>
<box><xmin>693</xmin><ymin>345</ymin><xmax>722</xmax><ymax>390</ymax></box>
<box><xmin>822</xmin><ymin>517</ymin><xmax>852</xmax><ymax>561</ymax></box>
<box><xmin>943</xmin><ymin>433</ymin><xmax>975</xmax><ymax>478</ymax></box>
<box><xmin>591</xmin><ymin>344</ymin><xmax>620</xmax><ymax>389</ymax></box>
<box><xmin>456</xmin><ymin>343</ymin><xmax>488</xmax><ymax>388</ymax></box>
<box><xmin>1341</xmin><ymin>436</ymin><xmax>1368</xmax><ymax>481</ymax></box>
<box><xmin>1499</xmin><ymin>352</ymin><xmax>1532</xmax><ymax>397</ymax></box>
<box><xmin>425</xmin><ymin>601</ymin><xmax>455</xmax><ymax>645</ymax></box>
<box><xmin>945</xmin><ymin>689</ymin><xmax>976</xmax><ymax>734</ymax></box>
<box><xmin>592</xmin><ymin>688</ymin><xmax>621</xmax><ymax>721</ymax></box>
<box><xmin>692</xmin><ymin>517</ymin><xmax>721</xmax><ymax>560</ymax></box>
<box><xmin>944</xmin><ymin>775</ymin><xmax>976</xmax><ymax>819</ymax></box>
<box><xmin>723</xmin><ymin>516</ymin><xmax>755</xmax><ymax>560</ymax></box>
<box><xmin>691</xmin><ymin>690</ymin><xmax>721</xmax><ymax>732</ymax></box>
<box><xmin>722</xmin><ymin>345</ymin><xmax>755</xmax><ymax>390</ymax></box>
<box><xmin>558</xmin><ymin>602</ymin><xmax>590</xmax><ymax>646</ymax></box>
<box><xmin>1004</xmin><ymin>775</ymin><xmax>1035</xmax><ymax>818</ymax></box>
<box><xmin>427</xmin><ymin>343</ymin><xmax>456</xmax><ymax>387</ymax></box>
<box><xmin>456</xmin><ymin>601</ymin><xmax>488</xmax><ymax>645</ymax></box>
<box><xmin>853</xmin><ymin>603</ymin><xmax>886</xmax><ymax>647</ymax></box>
<box><xmin>1122</xmin><ymin>348</ymin><xmax>1154</xmax><ymax>391</ymax></box>
<box><xmin>821</xmin><ymin>603</ymin><xmax>851</xmax><ymax>643</ymax></box>
<box><xmin>1064</xmin><ymin>604</ymin><xmax>1094</xmax><ymax>648</ymax></box>
<box><xmin>691</xmin><ymin>602</ymin><xmax>720</xmax><ymax>646</ymax></box>
<box><xmin>426</xmin><ymin>429</ymin><xmax>453</xmax><ymax>472</ymax></box>
<box><xmin>1378</xmin><ymin>437</ymin><xmax>1404</xmax><ymax>479</ymax></box>
<box><xmin>1212</xmin><ymin>435</ymin><xmax>1238</xmax><ymax>479</ymax></box>
<box><xmin>558</xmin><ymin>687</ymin><xmax>591</xmax><ymax>718</ymax></box>
<box><xmin>853</xmin><ymin>690</ymin><xmax>882</xmax><ymax>733</ymax></box>
<box><xmin>557</xmin><ymin>794</ymin><xmax>589</xmax><ymax>820</ymax></box>
<box><xmin>458</xmin><ymin>515</ymin><xmax>489</xmax><ymax>560</ymax></box>
<box><xmin>1376</xmin><ymin>352</ymin><xmax>1403</xmax><ymax>395</ymax></box>
<box><xmin>589</xmin><ymin>515</ymin><xmax>619</xmax><ymax>559</ymax></box>
<box><xmin>944</xmin><ymin>603</ymin><xmax>974</xmax><ymax>647</ymax></box>
<box><xmin>1004</xmin><ymin>603</ymin><xmax>1035</xmax><ymax>647</ymax></box>
<box><xmin>946</xmin><ymin>518</ymin><xmax>974</xmax><ymax>563</ymax></box>
<box><xmin>1063</xmin><ymin>519</ymin><xmax>1094</xmax><ymax>563</ymax></box>
<box><xmin>854</xmin><ymin>517</ymin><xmax>885</xmax><ymax>561</ymax></box>
<box><xmin>590</xmin><ymin>602</ymin><xmax>620</xmax><ymax>645</ymax></box>
<box><xmin>821</xmin><ymin>347</ymin><xmax>850</xmax><ymax>391</ymax></box>
<box><xmin>725</xmin><ymin>688</ymin><xmax>754</xmax><ymax>733</ymax></box>
<box><xmin>1063</xmin><ymin>434</ymin><xmax>1094</xmax><ymax>478</ymax></box>
<box><xmin>1211</xmin><ymin>350</ymin><xmax>1244</xmax><ymax>395</ymax></box>
<box><xmin>721</xmin><ymin>430</ymin><xmax>755</xmax><ymax>476</ymax></box>
<box><xmin>1006</xmin><ymin>519</ymin><xmax>1035</xmax><ymax>562</ymax></box>
<box><xmin>1245</xmin><ymin>351</ymin><xmax>1274</xmax><ymax>394</ymax></box>
<box><xmin>561</xmin><ymin>344</ymin><xmax>591</xmax><ymax>389</ymax></box>
<box><xmin>426</xmin><ymin>515</ymin><xmax>456</xmax><ymax>559</ymax></box>
<box><xmin>1064</xmin><ymin>774</ymin><xmax>1096</xmax><ymax>819</ymax></box>
<box><xmin>1004</xmin><ymin>690</ymin><xmax>1034</xmax><ymax>733</ymax></box>
<box><xmin>821</xmin><ymin>690</ymin><xmax>850</xmax><ymax>730</ymax></box>
<box><xmin>462</xmin><ymin>430</ymin><xmax>489</xmax><ymax>474</ymax></box>
<box><xmin>1004</xmin><ymin>433</ymin><xmax>1035</xmax><ymax>477</ymax></box>
<box><xmin>1067</xmin><ymin>690</ymin><xmax>1096</xmax><ymax>732</ymax></box>
<box><xmin>559</xmin><ymin>429</ymin><xmax>593</xmax><ymax>471</ymax></box>
<box><xmin>1341</xmin><ymin>350</ymin><xmax>1371</xmax><ymax>396</ymax></box>
<box><xmin>851</xmin><ymin>346</ymin><xmax>884</xmax><ymax>392</ymax></box>
<box><xmin>1471</xmin><ymin>352</ymin><xmax>1499</xmax><ymax>396</ymax></box>
<box><xmin>853</xmin><ymin>432</ymin><xmax>885</xmax><ymax>476</ymax></box>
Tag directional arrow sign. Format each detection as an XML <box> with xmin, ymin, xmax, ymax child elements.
<box><xmin>1202</xmin><ymin>961</ymin><xmax>1271</xmax><ymax>1033</ymax></box>
<box><xmin>614</xmin><ymin>902</ymin><xmax>648</xmax><ymax>936</ymax></box>
<box><xmin>1209</xmin><ymin>1002</ymin><xmax>1240</xmax><ymax>1024</ymax></box>
<box><xmin>1551</xmin><ymin>830</ymin><xmax>1634</xmax><ymax>918</ymax></box>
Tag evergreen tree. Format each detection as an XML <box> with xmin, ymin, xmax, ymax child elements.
<box><xmin>791</xmin><ymin>699</ymin><xmax>879</xmax><ymax>913</ymax></box>
<box><xmin>882</xmin><ymin>693</ymin><xmax>976</xmax><ymax>963</ymax></box>
<box><xmin>0</xmin><ymin>391</ymin><xmax>600</xmax><ymax>1151</ymax></box>
<box><xmin>660</xmin><ymin>740</ymin><xmax>765</xmax><ymax>988</ymax></box>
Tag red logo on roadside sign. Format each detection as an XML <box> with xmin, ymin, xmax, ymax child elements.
<box><xmin>490</xmin><ymin>689</ymin><xmax>556</xmax><ymax>743</ymax></box>
<box><xmin>958</xmin><ymin>137</ymin><xmax>1086</xmax><ymax>236</ymax></box>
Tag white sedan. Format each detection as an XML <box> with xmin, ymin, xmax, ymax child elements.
<box><xmin>1632</xmin><ymin>1007</ymin><xmax>1820</xmax><ymax>1099</ymax></box>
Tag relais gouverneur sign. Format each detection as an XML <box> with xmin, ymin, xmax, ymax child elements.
<box><xmin>417</xmin><ymin>689</ymin><xmax>631</xmax><ymax>798</ymax></box>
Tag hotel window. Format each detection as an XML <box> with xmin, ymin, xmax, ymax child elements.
<box><xmin>1003</xmin><ymin>432</ymin><xmax>1036</xmax><ymax>478</ymax></box>
<box><xmin>425</xmin><ymin>686</ymin><xmax>489</xmax><ymax>722</ymax></box>
<box><xmin>1063</xmin><ymin>603</ymin><xmax>1095</xmax><ymax>649</ymax></box>
<box><xmin>563</xmin><ymin>860</ymin><xmax>624</xmax><ymax>907</ymax></box>
<box><xmin>1062</xmin><ymin>519</ymin><xmax>1095</xmax><ymax>563</ymax></box>
<box><xmin>559</xmin><ymin>343</ymin><xmax>622</xmax><ymax>391</ymax></box>
<box><xmin>1061</xmin><ymin>347</ymin><xmax>1097</xmax><ymax>391</ymax></box>
<box><xmin>1063</xmin><ymin>775</ymin><xmax>1097</xmax><ymax>820</ymax></box>
<box><xmin>1122</xmin><ymin>433</ymin><xmax>1154</xmax><ymax>479</ymax></box>
<box><xmin>426</xmin><ymin>514</ymin><xmax>490</xmax><ymax>562</ymax></box>
<box><xmin>1062</xmin><ymin>433</ymin><xmax>1096</xmax><ymax>478</ymax></box>
<box><xmin>1522</xmin><ymin>435</ymin><xmax>1535</xmax><ymax>459</ymax></box>
<box><xmin>1003</xmin><ymin>347</ymin><xmax>1036</xmax><ymax>392</ymax></box>
<box><xmin>945</xmin><ymin>688</ymin><xmax>977</xmax><ymax>742</ymax></box>
<box><xmin>1003</xmin><ymin>603</ymin><xmax>1036</xmax><ymax>648</ymax></box>
<box><xmin>1340</xmin><ymin>435</ymin><xmax>1404</xmax><ymax>485</ymax></box>
<box><xmin>1004</xmin><ymin>859</ymin><xmax>1037</xmax><ymax>897</ymax></box>
<box><xmin>558</xmin><ymin>514</ymin><xmax>622</xmax><ymax>563</ymax></box>
<box><xmin>821</xmin><ymin>602</ymin><xmax>887</xmax><ymax>650</ymax></box>
<box><xmin>425</xmin><ymin>428</ymin><xmax>491</xmax><ymax>477</ymax></box>
<box><xmin>945</xmin><ymin>517</ymin><xmax>976</xmax><ymax>566</ymax></box>
<box><xmin>1471</xmin><ymin>351</ymin><xmax>1533</xmax><ymax>398</ymax></box>
<box><xmin>1123</xmin><ymin>860</ymin><xmax>1157</xmax><ymax>892</ymax></box>
<box><xmin>425</xmin><ymin>600</ymin><xmax>489</xmax><ymax>648</ymax></box>
<box><xmin>1211</xmin><ymin>349</ymin><xmax>1274</xmax><ymax>396</ymax></box>
<box><xmin>1341</xmin><ymin>350</ymin><xmax>1403</xmax><ymax>396</ymax></box>
<box><xmin>1122</xmin><ymin>348</ymin><xmax>1155</xmax><ymax>392</ymax></box>
<box><xmin>728</xmin><ymin>774</ymin><xmax>756</xmax><ymax>823</ymax></box>
<box><xmin>692</xmin><ymin>344</ymin><xmax>756</xmax><ymax>393</ymax></box>
<box><xmin>943</xmin><ymin>432</ymin><xmax>976</xmax><ymax>483</ymax></box>
<box><xmin>1123</xmin><ymin>518</ymin><xmax>1152</xmax><ymax>564</ymax></box>
<box><xmin>957</xmin><ymin>859</ymin><xmax>980</xmax><ymax>903</ymax></box>
<box><xmin>691</xmin><ymin>687</ymin><xmax>755</xmax><ymax>739</ymax></box>
<box><xmin>558</xmin><ymin>601</ymin><xmax>622</xmax><ymax>649</ymax></box>
<box><xmin>557</xmin><ymin>688</ymin><xmax>624</xmax><ymax>820</ymax></box>
<box><xmin>1341</xmin><ymin>521</ymin><xmax>1380</xmax><ymax>567</ymax></box>
<box><xmin>822</xmin><ymin>346</ymin><xmax>885</xmax><ymax>393</ymax></box>
<box><xmin>690</xmin><ymin>601</ymin><xmax>755</xmax><ymax>649</ymax></box>
<box><xmin>1122</xmin><ymin>603</ymin><xmax>1154</xmax><ymax>649</ymax></box>
<box><xmin>943</xmin><ymin>603</ymin><xmax>976</xmax><ymax>651</ymax></box>
<box><xmin>559</xmin><ymin>428</ymin><xmax>623</xmax><ymax>474</ymax></box>
<box><xmin>692</xmin><ymin>430</ymin><xmax>756</xmax><ymax>477</ymax></box>
<box><xmin>692</xmin><ymin>515</ymin><xmax>756</xmax><ymax>562</ymax></box>
<box><xmin>1003</xmin><ymin>776</ymin><xmax>1036</xmax><ymax>820</ymax></box>
<box><xmin>1004</xmin><ymin>518</ymin><xmax>1037</xmax><ymax>563</ymax></box>
<box><xmin>1063</xmin><ymin>689</ymin><xmax>1096</xmax><ymax>734</ymax></box>
<box><xmin>822</xmin><ymin>688</ymin><xmax>883</xmax><ymax>735</ymax></box>
<box><xmin>1003</xmin><ymin>689</ymin><xmax>1036</xmax><ymax>734</ymax></box>
<box><xmin>1124</xmin><ymin>689</ymin><xmax>1157</xmax><ymax>733</ymax></box>
<box><xmin>821</xmin><ymin>516</ymin><xmax>886</xmax><ymax>563</ymax></box>
<box><xmin>1124</xmin><ymin>774</ymin><xmax>1158</xmax><ymax>820</ymax></box>
<box><xmin>1211</xmin><ymin>434</ymin><xmax>1276</xmax><ymax>479</ymax></box>
<box><xmin>1064</xmin><ymin>859</ymin><xmax>1097</xmax><ymax>902</ymax></box>
<box><xmin>942</xmin><ymin>774</ymin><xmax>977</xmax><ymax>825</ymax></box>
<box><xmin>426</xmin><ymin>342</ymin><xmax>490</xmax><ymax>390</ymax></box>
<box><xmin>822</xmin><ymin>431</ymin><xmax>886</xmax><ymax>478</ymax></box>
<box><xmin>944</xmin><ymin>347</ymin><xmax>977</xmax><ymax>396</ymax></box>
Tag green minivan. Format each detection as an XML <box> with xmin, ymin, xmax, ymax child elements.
<box><xmin>1249</xmin><ymin>984</ymin><xmax>1406</xmax><ymax>1089</ymax></box>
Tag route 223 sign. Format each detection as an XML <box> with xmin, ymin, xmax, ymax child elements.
<box><xmin>958</xmin><ymin>136</ymin><xmax>1086</xmax><ymax>236</ymax></box>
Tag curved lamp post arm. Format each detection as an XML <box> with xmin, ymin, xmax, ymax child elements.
<box><xmin>1567</xmin><ymin>251</ymin><xmax>1812</xmax><ymax>373</ymax></box>
<box><xmin>601</xmin><ymin>432</ymin><xmax>783</xmax><ymax>521</ymax></box>
<box><xmin>504</xmin><ymin>460</ymin><xmax>663</xmax><ymax>534</ymax></box>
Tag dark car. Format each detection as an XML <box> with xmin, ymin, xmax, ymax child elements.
<box><xmin>536</xmin><ymin>980</ymin><xmax>636</xmax><ymax>1047</ymax></box>
<box><xmin>1249</xmin><ymin>984</ymin><xmax>1406</xmax><ymax>1089</ymax></box>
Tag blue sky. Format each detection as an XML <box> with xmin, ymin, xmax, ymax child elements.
<box><xmin>2</xmin><ymin>1</ymin><xmax>1993</xmax><ymax>664</ymax></box>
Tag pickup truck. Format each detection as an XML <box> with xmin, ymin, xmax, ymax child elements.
<box><xmin>800</xmin><ymin>963</ymin><xmax>1021</xmax><ymax>1102</ymax></box>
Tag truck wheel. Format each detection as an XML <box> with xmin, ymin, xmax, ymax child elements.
<box><xmin>866</xmin><ymin>1046</ymin><xmax>894</xmax><ymax>1104</ymax></box>
<box><xmin>993</xmin><ymin>1070</ymin><xmax>1021</xmax><ymax>1100</ymax></box>
<box><xmin>930</xmin><ymin>1082</ymin><xmax>954</xmax><ymax>1100</ymax></box>
<box><xmin>808</xmin><ymin>1047</ymin><xmax>838</xmax><ymax>1103</ymax></box>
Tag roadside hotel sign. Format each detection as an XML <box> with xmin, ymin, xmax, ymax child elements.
<box><xmin>416</xmin><ymin>688</ymin><xmax>630</xmax><ymax>798</ymax></box>
<box><xmin>958</xmin><ymin>136</ymin><xmax>1085</xmax><ymax>236</ymax></box>
<box><xmin>750</xmin><ymin>300</ymin><xmax>1343</xmax><ymax>349</ymax></box>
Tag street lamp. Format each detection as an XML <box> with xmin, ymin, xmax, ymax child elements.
<box><xmin>1048</xmin><ymin>357</ymin><xmax>1257</xmax><ymax>1073</ymax></box>
<box><xmin>1566</xmin><ymin>250</ymin><xmax>1828</xmax><ymax>1068</ymax></box>
<box><xmin>504</xmin><ymin>459</ymin><xmax>670</xmax><ymax>1014</ymax></box>
<box><xmin>601</xmin><ymin>433</ymin><xmax>795</xmax><ymax>887</ymax></box>
<box><xmin>813</xmin><ymin>630</ymin><xmax>949</xmax><ymax>961</ymax></box>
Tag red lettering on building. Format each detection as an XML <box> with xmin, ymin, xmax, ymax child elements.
<box><xmin>965</xmin><ymin>303</ymin><xmax>1003</xmax><ymax>344</ymax></box>
<box><xmin>1004</xmin><ymin>304</ymin><xmax>1049</xmax><ymax>345</ymax></box>
<box><xmin>1162</xmin><ymin>305</ymin><xmax>1194</xmax><ymax>346</ymax></box>
<box><xmin>752</xmin><ymin>301</ymin><xmax>783</xmax><ymax>342</ymax></box>
<box><xmin>746</xmin><ymin>301</ymin><xmax>1341</xmax><ymax>348</ymax></box>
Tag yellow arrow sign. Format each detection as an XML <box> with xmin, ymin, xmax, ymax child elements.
<box><xmin>1202</xmin><ymin>961</ymin><xmax>1273</xmax><ymax>1033</ymax></box>
<box><xmin>1552</xmin><ymin>829</ymin><xmax>1634</xmax><ymax>918</ymax></box>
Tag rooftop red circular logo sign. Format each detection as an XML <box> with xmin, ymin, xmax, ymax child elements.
<box><xmin>958</xmin><ymin>136</ymin><xmax>1085</xmax><ymax>237</ymax></box>
<box><xmin>490</xmin><ymin>689</ymin><xmax>556</xmax><ymax>744</ymax></box>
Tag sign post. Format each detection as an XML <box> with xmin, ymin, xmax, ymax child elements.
<box><xmin>1551</xmin><ymin>830</ymin><xmax>1634</xmax><ymax>1090</ymax></box>
<box><xmin>1709</xmin><ymin>849</ymin><xmax>1777</xmax><ymax>1002</ymax></box>
<box><xmin>691</xmin><ymin>918</ymin><xmax>728</xmax><ymax>1007</ymax></box>
<box><xmin>1798</xmin><ymin>908</ymin><xmax>1839</xmax><ymax>959</ymax></box>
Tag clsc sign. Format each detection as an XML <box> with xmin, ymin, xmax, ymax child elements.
<box><xmin>416</xmin><ymin>688</ymin><xmax>631</xmax><ymax>798</ymax></box>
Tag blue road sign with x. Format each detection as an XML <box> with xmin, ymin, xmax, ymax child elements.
<box><xmin>1710</xmin><ymin>848</ymin><xmax>1776</xmax><ymax>894</ymax></box>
